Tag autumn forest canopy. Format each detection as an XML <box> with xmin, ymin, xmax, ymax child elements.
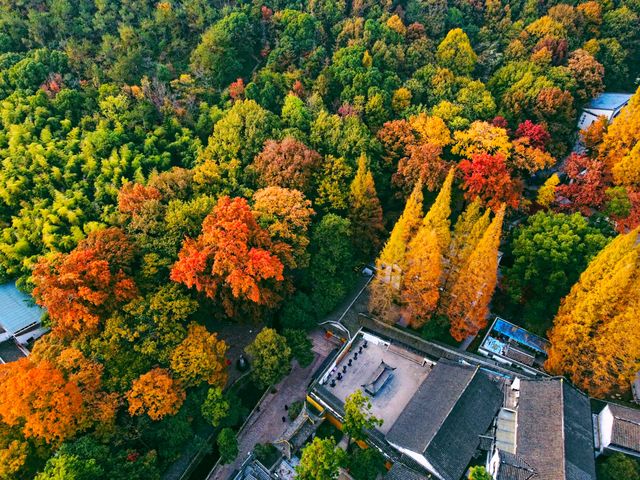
<box><xmin>0</xmin><ymin>0</ymin><xmax>639</xmax><ymax>477</ymax></box>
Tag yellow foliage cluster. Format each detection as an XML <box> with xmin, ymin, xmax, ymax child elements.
<box><xmin>171</xmin><ymin>324</ymin><xmax>228</xmax><ymax>387</ymax></box>
<box><xmin>370</xmin><ymin>169</ymin><xmax>505</xmax><ymax>339</ymax></box>
<box><xmin>546</xmin><ymin>228</ymin><xmax>640</xmax><ymax>397</ymax></box>
<box><xmin>599</xmin><ymin>87</ymin><xmax>640</xmax><ymax>188</ymax></box>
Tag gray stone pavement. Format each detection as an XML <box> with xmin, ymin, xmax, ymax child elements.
<box><xmin>207</xmin><ymin>329</ymin><xmax>336</xmax><ymax>480</ymax></box>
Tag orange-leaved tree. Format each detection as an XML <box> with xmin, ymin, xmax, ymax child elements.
<box><xmin>393</xmin><ymin>143</ymin><xmax>452</xmax><ymax>195</ymax></box>
<box><xmin>546</xmin><ymin>228</ymin><xmax>640</xmax><ymax>397</ymax></box>
<box><xmin>401</xmin><ymin>227</ymin><xmax>442</xmax><ymax>328</ymax></box>
<box><xmin>126</xmin><ymin>368</ymin><xmax>185</xmax><ymax>421</ymax></box>
<box><xmin>439</xmin><ymin>199</ymin><xmax>491</xmax><ymax>315</ymax></box>
<box><xmin>118</xmin><ymin>182</ymin><xmax>162</xmax><ymax>216</ymax></box>
<box><xmin>447</xmin><ymin>204</ymin><xmax>505</xmax><ymax>341</ymax></box>
<box><xmin>250</xmin><ymin>137</ymin><xmax>323</xmax><ymax>194</ymax></box>
<box><xmin>399</xmin><ymin>170</ymin><xmax>454</xmax><ymax>328</ymax></box>
<box><xmin>0</xmin><ymin>337</ymin><xmax>117</xmax><ymax>443</ymax></box>
<box><xmin>32</xmin><ymin>227</ymin><xmax>138</xmax><ymax>337</ymax></box>
<box><xmin>170</xmin><ymin>196</ymin><xmax>285</xmax><ymax>318</ymax></box>
<box><xmin>369</xmin><ymin>182</ymin><xmax>424</xmax><ymax>323</ymax></box>
<box><xmin>170</xmin><ymin>324</ymin><xmax>228</xmax><ymax>388</ymax></box>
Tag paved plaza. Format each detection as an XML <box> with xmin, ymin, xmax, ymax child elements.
<box><xmin>319</xmin><ymin>333</ymin><xmax>433</xmax><ymax>434</ymax></box>
<box><xmin>207</xmin><ymin>329</ymin><xmax>336</xmax><ymax>480</ymax></box>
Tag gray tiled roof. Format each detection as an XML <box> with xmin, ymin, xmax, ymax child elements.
<box><xmin>516</xmin><ymin>378</ymin><xmax>596</xmax><ymax>480</ymax></box>
<box><xmin>385</xmin><ymin>360</ymin><xmax>503</xmax><ymax>480</ymax></box>
<box><xmin>384</xmin><ymin>461</ymin><xmax>430</xmax><ymax>480</ymax></box>
<box><xmin>495</xmin><ymin>451</ymin><xmax>536</xmax><ymax>480</ymax></box>
<box><xmin>586</xmin><ymin>92</ymin><xmax>632</xmax><ymax>110</ymax></box>
<box><xmin>607</xmin><ymin>403</ymin><xmax>640</xmax><ymax>453</ymax></box>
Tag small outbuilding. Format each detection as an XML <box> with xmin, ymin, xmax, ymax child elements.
<box><xmin>577</xmin><ymin>92</ymin><xmax>632</xmax><ymax>130</ymax></box>
<box><xmin>595</xmin><ymin>402</ymin><xmax>640</xmax><ymax>459</ymax></box>
<box><xmin>0</xmin><ymin>282</ymin><xmax>46</xmax><ymax>363</ymax></box>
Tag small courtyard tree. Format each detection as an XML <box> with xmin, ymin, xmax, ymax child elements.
<box><xmin>217</xmin><ymin>428</ymin><xmax>239</xmax><ymax>464</ymax></box>
<box><xmin>597</xmin><ymin>453</ymin><xmax>640</xmax><ymax>480</ymax></box>
<box><xmin>245</xmin><ymin>328</ymin><xmax>292</xmax><ymax>388</ymax></box>
<box><xmin>201</xmin><ymin>386</ymin><xmax>230</xmax><ymax>427</ymax></box>
<box><xmin>296</xmin><ymin>437</ymin><xmax>346</xmax><ymax>480</ymax></box>
<box><xmin>469</xmin><ymin>466</ymin><xmax>493</xmax><ymax>480</ymax></box>
<box><xmin>343</xmin><ymin>390</ymin><xmax>383</xmax><ymax>441</ymax></box>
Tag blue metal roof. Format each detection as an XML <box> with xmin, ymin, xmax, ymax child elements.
<box><xmin>492</xmin><ymin>317</ymin><xmax>550</xmax><ymax>355</ymax></box>
<box><xmin>587</xmin><ymin>93</ymin><xmax>632</xmax><ymax>111</ymax></box>
<box><xmin>0</xmin><ymin>283</ymin><xmax>43</xmax><ymax>335</ymax></box>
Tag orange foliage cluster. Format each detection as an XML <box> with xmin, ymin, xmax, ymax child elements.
<box><xmin>32</xmin><ymin>228</ymin><xmax>138</xmax><ymax>336</ymax></box>
<box><xmin>118</xmin><ymin>182</ymin><xmax>163</xmax><ymax>215</ymax></box>
<box><xmin>126</xmin><ymin>368</ymin><xmax>185</xmax><ymax>421</ymax></box>
<box><xmin>170</xmin><ymin>196</ymin><xmax>285</xmax><ymax>317</ymax></box>
<box><xmin>0</xmin><ymin>340</ymin><xmax>117</xmax><ymax>443</ymax></box>
<box><xmin>251</xmin><ymin>137</ymin><xmax>323</xmax><ymax>193</ymax></box>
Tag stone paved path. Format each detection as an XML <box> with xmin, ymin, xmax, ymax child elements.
<box><xmin>207</xmin><ymin>330</ymin><xmax>335</xmax><ymax>480</ymax></box>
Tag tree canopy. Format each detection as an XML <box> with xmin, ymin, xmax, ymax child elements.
<box><xmin>0</xmin><ymin>0</ymin><xmax>638</xmax><ymax>475</ymax></box>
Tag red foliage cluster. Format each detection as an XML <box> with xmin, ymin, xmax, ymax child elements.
<box><xmin>459</xmin><ymin>153</ymin><xmax>522</xmax><ymax>210</ymax></box>
<box><xmin>228</xmin><ymin>78</ymin><xmax>245</xmax><ymax>100</ymax></box>
<box><xmin>491</xmin><ymin>116</ymin><xmax>509</xmax><ymax>130</ymax></box>
<box><xmin>515</xmin><ymin>120</ymin><xmax>551</xmax><ymax>150</ymax></box>
<box><xmin>556</xmin><ymin>153</ymin><xmax>610</xmax><ymax>214</ymax></box>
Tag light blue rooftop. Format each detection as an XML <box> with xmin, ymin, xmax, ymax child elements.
<box><xmin>586</xmin><ymin>92</ymin><xmax>632</xmax><ymax>111</ymax></box>
<box><xmin>0</xmin><ymin>283</ymin><xmax>43</xmax><ymax>335</ymax></box>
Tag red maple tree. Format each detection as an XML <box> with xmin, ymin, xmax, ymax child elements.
<box><xmin>556</xmin><ymin>153</ymin><xmax>610</xmax><ymax>214</ymax></box>
<box><xmin>170</xmin><ymin>196</ymin><xmax>285</xmax><ymax>317</ymax></box>
<box><xmin>515</xmin><ymin>120</ymin><xmax>551</xmax><ymax>150</ymax></box>
<box><xmin>459</xmin><ymin>153</ymin><xmax>522</xmax><ymax>210</ymax></box>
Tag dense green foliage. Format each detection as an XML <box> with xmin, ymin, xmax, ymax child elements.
<box><xmin>347</xmin><ymin>447</ymin><xmax>386</xmax><ymax>480</ymax></box>
<box><xmin>503</xmin><ymin>211</ymin><xmax>610</xmax><ymax>332</ymax></box>
<box><xmin>597</xmin><ymin>453</ymin><xmax>640</xmax><ymax>480</ymax></box>
<box><xmin>0</xmin><ymin>0</ymin><xmax>637</xmax><ymax>476</ymax></box>
<box><xmin>216</xmin><ymin>428</ymin><xmax>238</xmax><ymax>465</ymax></box>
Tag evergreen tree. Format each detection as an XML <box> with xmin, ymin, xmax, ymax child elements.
<box><xmin>546</xmin><ymin>228</ymin><xmax>640</xmax><ymax>396</ymax></box>
<box><xmin>348</xmin><ymin>154</ymin><xmax>385</xmax><ymax>259</ymax></box>
<box><xmin>447</xmin><ymin>205</ymin><xmax>505</xmax><ymax>341</ymax></box>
